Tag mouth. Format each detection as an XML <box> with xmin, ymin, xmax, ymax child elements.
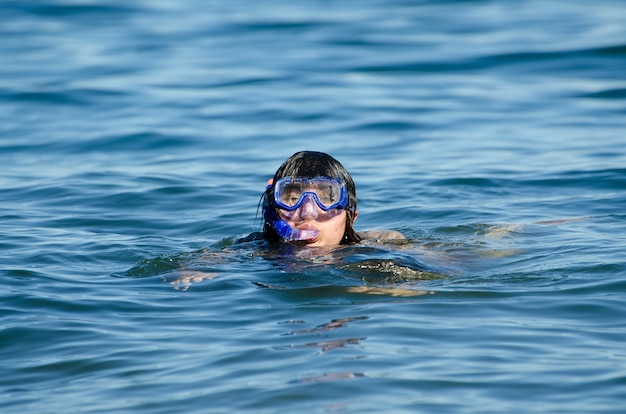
<box><xmin>297</xmin><ymin>222</ymin><xmax>318</xmax><ymax>231</ymax></box>
<box><xmin>293</xmin><ymin>223</ymin><xmax>320</xmax><ymax>243</ymax></box>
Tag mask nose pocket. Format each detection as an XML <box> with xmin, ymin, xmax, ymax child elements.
<box><xmin>298</xmin><ymin>194</ymin><xmax>319</xmax><ymax>219</ymax></box>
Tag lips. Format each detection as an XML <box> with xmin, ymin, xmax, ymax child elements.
<box><xmin>294</xmin><ymin>224</ymin><xmax>320</xmax><ymax>242</ymax></box>
<box><xmin>297</xmin><ymin>223</ymin><xmax>318</xmax><ymax>231</ymax></box>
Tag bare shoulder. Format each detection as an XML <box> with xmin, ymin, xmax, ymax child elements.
<box><xmin>358</xmin><ymin>230</ymin><xmax>406</xmax><ymax>241</ymax></box>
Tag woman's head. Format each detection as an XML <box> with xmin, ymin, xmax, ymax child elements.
<box><xmin>262</xmin><ymin>151</ymin><xmax>361</xmax><ymax>246</ymax></box>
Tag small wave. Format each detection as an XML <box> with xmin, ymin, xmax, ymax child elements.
<box><xmin>580</xmin><ymin>88</ymin><xmax>626</xmax><ymax>99</ymax></box>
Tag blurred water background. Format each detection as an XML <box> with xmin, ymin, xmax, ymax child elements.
<box><xmin>2</xmin><ymin>0</ymin><xmax>626</xmax><ymax>412</ymax></box>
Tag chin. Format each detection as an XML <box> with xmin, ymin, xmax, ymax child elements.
<box><xmin>305</xmin><ymin>239</ymin><xmax>342</xmax><ymax>248</ymax></box>
<box><xmin>303</xmin><ymin>240</ymin><xmax>324</xmax><ymax>247</ymax></box>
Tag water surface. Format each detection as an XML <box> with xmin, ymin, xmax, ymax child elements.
<box><xmin>2</xmin><ymin>0</ymin><xmax>626</xmax><ymax>413</ymax></box>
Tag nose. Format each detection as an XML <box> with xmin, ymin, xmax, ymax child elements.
<box><xmin>297</xmin><ymin>194</ymin><xmax>319</xmax><ymax>220</ymax></box>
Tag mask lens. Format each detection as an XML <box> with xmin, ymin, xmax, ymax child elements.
<box><xmin>278</xmin><ymin>182</ymin><xmax>305</xmax><ymax>208</ymax></box>
<box><xmin>313</xmin><ymin>181</ymin><xmax>340</xmax><ymax>208</ymax></box>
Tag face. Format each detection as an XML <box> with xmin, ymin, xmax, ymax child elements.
<box><xmin>277</xmin><ymin>196</ymin><xmax>357</xmax><ymax>247</ymax></box>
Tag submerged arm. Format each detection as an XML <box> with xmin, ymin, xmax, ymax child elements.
<box><xmin>357</xmin><ymin>230</ymin><xmax>406</xmax><ymax>241</ymax></box>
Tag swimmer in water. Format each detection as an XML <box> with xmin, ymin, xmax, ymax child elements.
<box><xmin>171</xmin><ymin>151</ymin><xmax>409</xmax><ymax>290</ymax></box>
<box><xmin>171</xmin><ymin>150</ymin><xmax>582</xmax><ymax>290</ymax></box>
<box><xmin>255</xmin><ymin>150</ymin><xmax>405</xmax><ymax>247</ymax></box>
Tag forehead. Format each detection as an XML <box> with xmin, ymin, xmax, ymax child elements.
<box><xmin>277</xmin><ymin>176</ymin><xmax>341</xmax><ymax>185</ymax></box>
<box><xmin>276</xmin><ymin>178</ymin><xmax>343</xmax><ymax>194</ymax></box>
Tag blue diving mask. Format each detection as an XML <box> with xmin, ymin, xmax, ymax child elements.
<box><xmin>273</xmin><ymin>176</ymin><xmax>348</xmax><ymax>212</ymax></box>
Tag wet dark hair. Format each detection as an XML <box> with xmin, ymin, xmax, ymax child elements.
<box><xmin>262</xmin><ymin>151</ymin><xmax>361</xmax><ymax>244</ymax></box>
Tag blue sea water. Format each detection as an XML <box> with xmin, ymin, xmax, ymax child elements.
<box><xmin>2</xmin><ymin>0</ymin><xmax>626</xmax><ymax>412</ymax></box>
